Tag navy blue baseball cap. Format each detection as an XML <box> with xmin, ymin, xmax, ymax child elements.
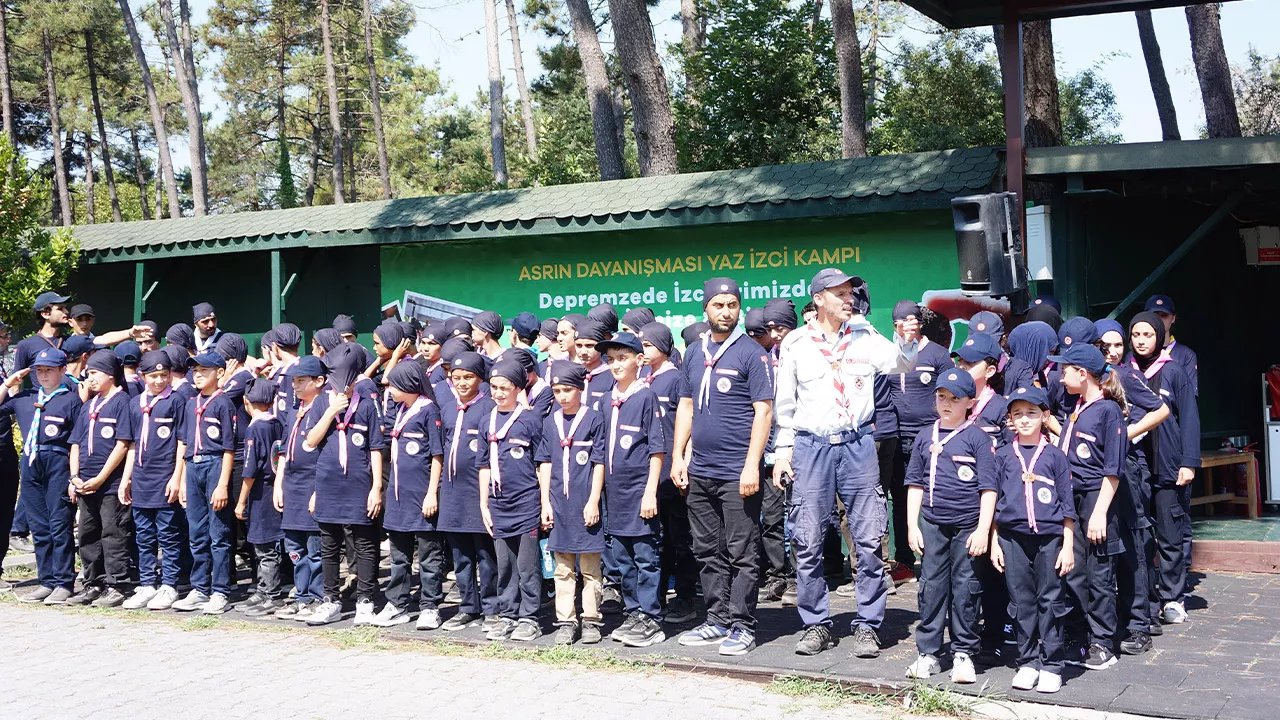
<box><xmin>114</xmin><ymin>340</ymin><xmax>142</xmax><ymax>366</ymax></box>
<box><xmin>953</xmin><ymin>332</ymin><xmax>1002</xmax><ymax>363</ymax></box>
<box><xmin>807</xmin><ymin>268</ymin><xmax>859</xmax><ymax>296</ymax></box>
<box><xmin>1007</xmin><ymin>385</ymin><xmax>1050</xmax><ymax>410</ymax></box>
<box><xmin>1058</xmin><ymin>316</ymin><xmax>1098</xmax><ymax>349</ymax></box>
<box><xmin>968</xmin><ymin>311</ymin><xmax>1004</xmax><ymax>339</ymax></box>
<box><xmin>1047</xmin><ymin>344</ymin><xmax>1108</xmax><ymax>376</ymax></box>
<box><xmin>33</xmin><ymin>291</ymin><xmax>70</xmax><ymax>312</ymax></box>
<box><xmin>286</xmin><ymin>355</ymin><xmax>328</xmax><ymax>378</ymax></box>
<box><xmin>32</xmin><ymin>347</ymin><xmax>68</xmax><ymax>367</ymax></box>
<box><xmin>1032</xmin><ymin>294</ymin><xmax>1061</xmax><ymax>313</ymax></box>
<box><xmin>936</xmin><ymin>368</ymin><xmax>977</xmax><ymax>399</ymax></box>
<box><xmin>192</xmin><ymin>351</ymin><xmax>226</xmax><ymax>369</ymax></box>
<box><xmin>511</xmin><ymin>312</ymin><xmax>539</xmax><ymax>340</ymax></box>
<box><xmin>1144</xmin><ymin>294</ymin><xmax>1176</xmax><ymax>315</ymax></box>
<box><xmin>598</xmin><ymin>331</ymin><xmax>643</xmax><ymax>355</ymax></box>
<box><xmin>62</xmin><ymin>335</ymin><xmax>97</xmax><ymax>358</ymax></box>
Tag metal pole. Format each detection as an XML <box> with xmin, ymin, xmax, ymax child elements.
<box><xmin>1000</xmin><ymin>4</ymin><xmax>1026</xmax><ymax>254</ymax></box>
<box><xmin>133</xmin><ymin>262</ymin><xmax>144</xmax><ymax>323</ymax></box>
<box><xmin>270</xmin><ymin>250</ymin><xmax>282</xmax><ymax>326</ymax></box>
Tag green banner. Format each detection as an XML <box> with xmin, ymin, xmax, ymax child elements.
<box><xmin>380</xmin><ymin>212</ymin><xmax>965</xmax><ymax>337</ymax></box>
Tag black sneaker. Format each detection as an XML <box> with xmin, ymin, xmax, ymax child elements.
<box><xmin>66</xmin><ymin>585</ymin><xmax>104</xmax><ymax>606</ymax></box>
<box><xmin>1085</xmin><ymin>643</ymin><xmax>1118</xmax><ymax>670</ymax></box>
<box><xmin>1120</xmin><ymin>631</ymin><xmax>1153</xmax><ymax>655</ymax></box>
<box><xmin>794</xmin><ymin>624</ymin><xmax>837</xmax><ymax>656</ymax></box>
<box><xmin>757</xmin><ymin>578</ymin><xmax>787</xmax><ymax>603</ymax></box>
<box><xmin>1148</xmin><ymin>622</ymin><xmax>1164</xmax><ymax>637</ymax></box>
<box><xmin>600</xmin><ymin>586</ymin><xmax>623</xmax><ymax>615</ymax></box>
<box><xmin>1064</xmin><ymin>639</ymin><xmax>1089</xmax><ymax>667</ymax></box>
<box><xmin>239</xmin><ymin>592</ymin><xmax>268</xmax><ymax>612</ymax></box>
<box><xmin>610</xmin><ymin>612</ymin><xmax>642</xmax><ymax>641</ymax></box>
<box><xmin>553</xmin><ymin>622</ymin><xmax>580</xmax><ymax>645</ymax></box>
<box><xmin>849</xmin><ymin>625</ymin><xmax>881</xmax><ymax>658</ymax></box>
<box><xmin>620</xmin><ymin>615</ymin><xmax>667</xmax><ymax>648</ymax></box>
<box><xmin>245</xmin><ymin>597</ymin><xmax>285</xmax><ymax>618</ymax></box>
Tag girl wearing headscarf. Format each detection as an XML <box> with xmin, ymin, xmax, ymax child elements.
<box><xmin>1008</xmin><ymin>321</ymin><xmax>1058</xmax><ymax>393</ymax></box>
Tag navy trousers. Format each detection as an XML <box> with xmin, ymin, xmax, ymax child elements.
<box><xmin>450</xmin><ymin>531</ymin><xmax>500</xmax><ymax>617</ymax></box>
<box><xmin>615</xmin><ymin>533</ymin><xmax>662</xmax><ymax>618</ymax></box>
<box><xmin>915</xmin><ymin>518</ymin><xmax>983</xmax><ymax>658</ymax></box>
<box><xmin>22</xmin><ymin>451</ymin><xmax>76</xmax><ymax>590</ymax></box>
<box><xmin>1000</xmin><ymin>531</ymin><xmax>1068</xmax><ymax>673</ymax></box>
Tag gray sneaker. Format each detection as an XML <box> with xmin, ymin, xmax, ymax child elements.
<box><xmin>172</xmin><ymin>589</ymin><xmax>210</xmax><ymax>612</ymax></box>
<box><xmin>201</xmin><ymin>592</ymin><xmax>232</xmax><ymax>615</ymax></box>
<box><xmin>43</xmin><ymin>586</ymin><xmax>73</xmax><ymax>605</ymax></box>
<box><xmin>510</xmin><ymin>618</ymin><xmax>541</xmax><ymax>642</ymax></box>
<box><xmin>554</xmin><ymin>622</ymin><xmax>580</xmax><ymax>645</ymax></box>
<box><xmin>92</xmin><ymin>587</ymin><xmax>128</xmax><ymax>608</ymax></box>
<box><xmin>441</xmin><ymin>612</ymin><xmax>482</xmax><ymax>631</ymax></box>
<box><xmin>794</xmin><ymin>624</ymin><xmax>837</xmax><ymax>656</ymax></box>
<box><xmin>21</xmin><ymin>586</ymin><xmax>54</xmax><ymax>603</ymax></box>
<box><xmin>485</xmin><ymin>617</ymin><xmax>516</xmax><ymax>640</ymax></box>
<box><xmin>620</xmin><ymin>615</ymin><xmax>666</xmax><ymax>648</ymax></box>
<box><xmin>580</xmin><ymin>622</ymin><xmax>603</xmax><ymax>644</ymax></box>
<box><xmin>849</xmin><ymin>625</ymin><xmax>881</xmax><ymax>658</ymax></box>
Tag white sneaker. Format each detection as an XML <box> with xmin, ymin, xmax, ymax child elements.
<box><xmin>416</xmin><ymin>608</ymin><xmax>442</xmax><ymax>631</ymax></box>
<box><xmin>201</xmin><ymin>592</ymin><xmax>231</xmax><ymax>615</ymax></box>
<box><xmin>371</xmin><ymin>603</ymin><xmax>410</xmax><ymax>627</ymax></box>
<box><xmin>124</xmin><ymin>586</ymin><xmax>158</xmax><ymax>610</ymax></box>
<box><xmin>293</xmin><ymin>601</ymin><xmax>316</xmax><ymax>622</ymax></box>
<box><xmin>1162</xmin><ymin>601</ymin><xmax>1188</xmax><ymax>624</ymax></box>
<box><xmin>906</xmin><ymin>654</ymin><xmax>941</xmax><ymax>679</ymax></box>
<box><xmin>171</xmin><ymin>589</ymin><xmax>210</xmax><ymax>612</ymax></box>
<box><xmin>1012</xmin><ymin>666</ymin><xmax>1040</xmax><ymax>690</ymax></box>
<box><xmin>1036</xmin><ymin>670</ymin><xmax>1062</xmax><ymax>693</ymax></box>
<box><xmin>306</xmin><ymin>600</ymin><xmax>343</xmax><ymax>626</ymax></box>
<box><xmin>950</xmin><ymin>652</ymin><xmax>976</xmax><ymax>684</ymax></box>
<box><xmin>352</xmin><ymin>599</ymin><xmax>376</xmax><ymax>627</ymax></box>
<box><xmin>147</xmin><ymin>585</ymin><xmax>180</xmax><ymax>611</ymax></box>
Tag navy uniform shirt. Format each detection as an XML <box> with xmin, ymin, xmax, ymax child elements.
<box><xmin>1114</xmin><ymin>365</ymin><xmax>1164</xmax><ymax>466</ymax></box>
<box><xmin>1057</xmin><ymin>398</ymin><xmax>1125</xmax><ymax>493</ymax></box>
<box><xmin>891</xmin><ymin>341</ymin><xmax>953</xmax><ymax>443</ymax></box>
<box><xmin>475</xmin><ymin>405</ymin><xmax>544</xmax><ymax>539</ymax></box>
<box><xmin>643</xmin><ymin>365</ymin><xmax>681</xmax><ymax>497</ymax></box>
<box><xmin>1</xmin><ymin>383</ymin><xmax>83</xmax><ymax>458</ymax></box>
<box><xmin>678</xmin><ymin>334</ymin><xmax>774</xmax><ymax>483</ymax></box>
<box><xmin>585</xmin><ymin>365</ymin><xmax>614</xmax><ymax>412</ymax></box>
<box><xmin>72</xmin><ymin>389</ymin><xmax>136</xmax><ymax>492</ymax></box>
<box><xmin>1131</xmin><ymin>359</ymin><xmax>1200</xmax><ymax>487</ymax></box>
<box><xmin>123</xmin><ymin>373</ymin><xmax>144</xmax><ymax>398</ymax></box>
<box><xmin>221</xmin><ymin>368</ymin><xmax>255</xmax><ymax>459</ymax></box>
<box><xmin>536</xmin><ymin>407</ymin><xmax>607</xmax><ymax>554</ymax></box>
<box><xmin>312</xmin><ymin>393</ymin><xmax>386</xmax><ymax>526</ymax></box>
<box><xmin>872</xmin><ymin>373</ymin><xmax>897</xmax><ymax>442</ymax></box>
<box><xmin>603</xmin><ymin>385</ymin><xmax>665</xmax><ymax>537</ymax></box>
<box><xmin>171</xmin><ymin>378</ymin><xmax>198</xmax><ymax>404</ymax></box>
<box><xmin>242</xmin><ymin>415</ymin><xmax>285</xmax><ymax>545</ymax></box>
<box><xmin>280</xmin><ymin>397</ymin><xmax>323</xmax><ymax>532</ymax></box>
<box><xmin>972</xmin><ymin>387</ymin><xmax>1011</xmax><ymax>449</ymax></box>
<box><xmin>1167</xmin><ymin>341</ymin><xmax>1199</xmax><ymax>396</ymax></box>
<box><xmin>272</xmin><ymin>360</ymin><xmax>299</xmax><ymax>423</ymax></box>
<box><xmin>525</xmin><ymin>379</ymin><xmax>555</xmax><ymax>419</ymax></box>
<box><xmin>905</xmin><ymin>421</ymin><xmax>997</xmax><ymax>527</ymax></box>
<box><xmin>14</xmin><ymin>333</ymin><xmax>64</xmax><ymax>374</ymax></box>
<box><xmin>383</xmin><ymin>398</ymin><xmax>444</xmax><ymax>534</ymax></box>
<box><xmin>352</xmin><ymin>375</ymin><xmax>384</xmax><ymax>435</ymax></box>
<box><xmin>994</xmin><ymin>440</ymin><xmax>1076</xmax><ymax>536</ymax></box>
<box><xmin>1003</xmin><ymin>357</ymin><xmax>1036</xmax><ymax>396</ymax></box>
<box><xmin>129</xmin><ymin>389</ymin><xmax>187</xmax><ymax>509</ymax></box>
<box><xmin>182</xmin><ymin>391</ymin><xmax>236</xmax><ymax>459</ymax></box>
<box><xmin>438</xmin><ymin>392</ymin><xmax>492</xmax><ymax>534</ymax></box>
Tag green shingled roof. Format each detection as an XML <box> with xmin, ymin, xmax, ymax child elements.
<box><xmin>75</xmin><ymin>146</ymin><xmax>1001</xmax><ymax>263</ymax></box>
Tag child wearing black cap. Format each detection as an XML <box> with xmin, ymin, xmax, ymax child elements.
<box><xmin>904</xmin><ymin>368</ymin><xmax>997</xmax><ymax>685</ymax></box>
<box><xmin>588</xmin><ymin>303</ymin><xmax>619</xmax><ymax>335</ymax></box>
<box><xmin>273</xmin><ymin>355</ymin><xmax>328</xmax><ymax>620</ymax></box>
<box><xmin>374</xmin><ymin>362</ymin><xmax>447</xmax><ymax>630</ymax></box>
<box><xmin>472</xmin><ymin>311</ymin><xmax>505</xmax><ymax>359</ymax></box>
<box><xmin>478</xmin><ymin>359</ymin><xmax>546</xmax><ymax>641</ymax></box>
<box><xmin>437</xmin><ymin>351</ymin><xmax>500</xmax><ymax>632</ymax></box>
<box><xmin>574</xmin><ymin>319</ymin><xmax>615</xmax><ymax>412</ymax></box>
<box><xmin>536</xmin><ymin>360</ymin><xmax>607</xmax><ymax>645</ymax></box>
<box><xmin>115</xmin><ymin>341</ymin><xmax>144</xmax><ymax>397</ymax></box>
<box><xmin>597</xmin><ymin>332</ymin><xmax>667</xmax><ymax>647</ymax></box>
<box><xmin>305</xmin><ymin>343</ymin><xmax>386</xmax><ymax>627</ymax></box>
<box><xmin>173</xmin><ymin>352</ymin><xmax>239</xmax><ymax>614</ymax></box>
<box><xmin>67</xmin><ymin>350</ymin><xmax>136</xmax><ymax>607</ymax></box>
<box><xmin>121</xmin><ymin>350</ymin><xmax>188</xmax><ymax>611</ymax></box>
<box><xmin>1048</xmin><ymin>343</ymin><xmax>1127</xmax><ymax>671</ymax></box>
<box><xmin>638</xmin><ymin>321</ymin><xmax>696</xmax><ymax>623</ymax></box>
<box><xmin>1</xmin><ymin>348</ymin><xmax>84</xmax><ymax>604</ymax></box>
<box><xmin>234</xmin><ymin>378</ymin><xmax>286</xmax><ymax>617</ymax></box>
<box><xmin>990</xmin><ymin>385</ymin><xmax>1076</xmax><ymax>694</ymax></box>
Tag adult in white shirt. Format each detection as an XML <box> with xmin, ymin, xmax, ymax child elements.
<box><xmin>773</xmin><ymin>268</ymin><xmax>909</xmax><ymax>658</ymax></box>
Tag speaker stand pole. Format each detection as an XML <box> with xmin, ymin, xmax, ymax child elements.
<box><xmin>999</xmin><ymin>3</ymin><xmax>1026</xmax><ymax>258</ymax></box>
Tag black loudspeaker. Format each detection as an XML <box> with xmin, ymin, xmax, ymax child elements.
<box><xmin>951</xmin><ymin>192</ymin><xmax>1028</xmax><ymax>297</ymax></box>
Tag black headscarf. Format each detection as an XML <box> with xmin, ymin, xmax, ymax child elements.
<box><xmin>1128</xmin><ymin>311</ymin><xmax>1167</xmax><ymax>372</ymax></box>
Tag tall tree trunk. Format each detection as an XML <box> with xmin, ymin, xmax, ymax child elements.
<box><xmin>1186</xmin><ymin>4</ymin><xmax>1241</xmax><ymax>138</ymax></box>
<box><xmin>318</xmin><ymin>0</ymin><xmax>345</xmax><ymax>203</ymax></box>
<box><xmin>42</xmin><ymin>31</ymin><xmax>72</xmax><ymax>226</ymax></box>
<box><xmin>608</xmin><ymin>0</ymin><xmax>678</xmax><ymax>175</ymax></box>
<box><xmin>118</xmin><ymin>0</ymin><xmax>181</xmax><ymax>219</ymax></box>
<box><xmin>810</xmin><ymin>0</ymin><xmax>824</xmax><ymax>35</ymax></box>
<box><xmin>128</xmin><ymin>127</ymin><xmax>151</xmax><ymax>220</ymax></box>
<box><xmin>85</xmin><ymin>31</ymin><xmax>123</xmax><ymax>222</ymax></box>
<box><xmin>830</xmin><ymin>0</ymin><xmax>867</xmax><ymax>158</ymax></box>
<box><xmin>565</xmin><ymin>0</ymin><xmax>624</xmax><ymax>180</ymax></box>
<box><xmin>483</xmin><ymin>0</ymin><xmax>508</xmax><ymax>186</ymax></box>
<box><xmin>83</xmin><ymin>133</ymin><xmax>96</xmax><ymax>224</ymax></box>
<box><xmin>361</xmin><ymin>0</ymin><xmax>393</xmax><ymax>198</ymax></box>
<box><xmin>1022</xmin><ymin>20</ymin><xmax>1061</xmax><ymax>149</ymax></box>
<box><xmin>1134</xmin><ymin>11</ymin><xmax>1179</xmax><ymax>141</ymax></box>
<box><xmin>305</xmin><ymin>96</ymin><xmax>322</xmax><ymax>206</ymax></box>
<box><xmin>504</xmin><ymin>0</ymin><xmax>538</xmax><ymax>162</ymax></box>
<box><xmin>158</xmin><ymin>0</ymin><xmax>208</xmax><ymax>215</ymax></box>
<box><xmin>0</xmin><ymin>1</ymin><xmax>14</xmax><ymax>150</ymax></box>
<box><xmin>864</xmin><ymin>0</ymin><xmax>881</xmax><ymax>120</ymax></box>
<box><xmin>681</xmin><ymin>0</ymin><xmax>705</xmax><ymax>94</ymax></box>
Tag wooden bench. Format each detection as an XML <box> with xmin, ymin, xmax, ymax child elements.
<box><xmin>1193</xmin><ymin>449</ymin><xmax>1259</xmax><ymax>519</ymax></box>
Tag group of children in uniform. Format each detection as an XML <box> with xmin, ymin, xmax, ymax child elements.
<box><xmin>0</xmin><ymin>286</ymin><xmax>1199</xmax><ymax>693</ymax></box>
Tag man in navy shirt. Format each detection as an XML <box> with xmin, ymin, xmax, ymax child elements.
<box><xmin>671</xmin><ymin>277</ymin><xmax>774</xmax><ymax>656</ymax></box>
<box><xmin>13</xmin><ymin>292</ymin><xmax>71</xmax><ymax>375</ymax></box>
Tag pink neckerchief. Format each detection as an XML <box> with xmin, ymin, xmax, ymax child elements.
<box><xmin>86</xmin><ymin>387</ymin><xmax>121</xmax><ymax>458</ymax></box>
<box><xmin>193</xmin><ymin>389</ymin><xmax>224</xmax><ymax>454</ymax></box>
<box><xmin>553</xmin><ymin>407</ymin><xmax>589</xmax><ymax>496</ymax></box>
<box><xmin>607</xmin><ymin>381</ymin><xmax>645</xmax><ymax>474</ymax></box>
<box><xmin>333</xmin><ymin>395</ymin><xmax>361</xmax><ymax>473</ymax></box>
<box><xmin>927</xmin><ymin>419</ymin><xmax>973</xmax><ymax>506</ymax></box>
<box><xmin>1014</xmin><ymin>437</ymin><xmax>1049</xmax><ymax>533</ymax></box>
<box><xmin>806</xmin><ymin>320</ymin><xmax>856</xmax><ymax>423</ymax></box>
<box><xmin>697</xmin><ymin>328</ymin><xmax>747</xmax><ymax>411</ymax></box>
<box><xmin>1132</xmin><ymin>351</ymin><xmax>1172</xmax><ymax>380</ymax></box>
<box><xmin>486</xmin><ymin>405</ymin><xmax>525</xmax><ymax>494</ymax></box>
<box><xmin>286</xmin><ymin>399</ymin><xmax>315</xmax><ymax>463</ymax></box>
<box><xmin>642</xmin><ymin>361</ymin><xmax>676</xmax><ymax>385</ymax></box>
<box><xmin>1058</xmin><ymin>394</ymin><xmax>1103</xmax><ymax>452</ymax></box>
<box><xmin>447</xmin><ymin>392</ymin><xmax>486</xmax><ymax>481</ymax></box>
<box><xmin>137</xmin><ymin>386</ymin><xmax>173</xmax><ymax>465</ymax></box>
<box><xmin>520</xmin><ymin>377</ymin><xmax>548</xmax><ymax>409</ymax></box>
<box><xmin>972</xmin><ymin>386</ymin><xmax>997</xmax><ymax>420</ymax></box>
<box><xmin>390</xmin><ymin>396</ymin><xmax>432</xmax><ymax>501</ymax></box>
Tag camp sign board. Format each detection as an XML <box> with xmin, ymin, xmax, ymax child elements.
<box><xmin>379</xmin><ymin>213</ymin><xmax>971</xmax><ymax>339</ymax></box>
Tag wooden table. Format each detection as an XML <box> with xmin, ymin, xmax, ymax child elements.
<box><xmin>1193</xmin><ymin>449</ymin><xmax>1259</xmax><ymax>519</ymax></box>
